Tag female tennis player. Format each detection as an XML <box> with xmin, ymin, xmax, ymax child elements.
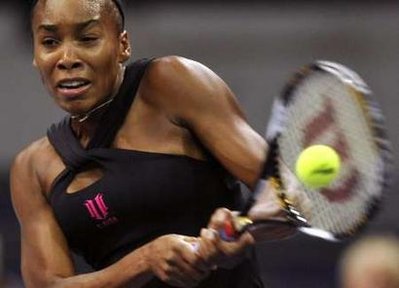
<box><xmin>10</xmin><ymin>0</ymin><xmax>298</xmax><ymax>287</ymax></box>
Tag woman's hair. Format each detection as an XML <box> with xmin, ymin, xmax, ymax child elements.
<box><xmin>30</xmin><ymin>0</ymin><xmax>125</xmax><ymax>33</ymax></box>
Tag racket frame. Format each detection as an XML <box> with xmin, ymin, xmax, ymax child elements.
<box><xmin>226</xmin><ymin>60</ymin><xmax>393</xmax><ymax>242</ymax></box>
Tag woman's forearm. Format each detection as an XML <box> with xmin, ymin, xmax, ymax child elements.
<box><xmin>40</xmin><ymin>245</ymin><xmax>153</xmax><ymax>288</ymax></box>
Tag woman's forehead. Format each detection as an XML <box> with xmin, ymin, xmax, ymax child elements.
<box><xmin>34</xmin><ymin>0</ymin><xmax>106</xmax><ymax>26</ymax></box>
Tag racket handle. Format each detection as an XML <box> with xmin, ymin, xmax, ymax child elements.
<box><xmin>219</xmin><ymin>216</ymin><xmax>253</xmax><ymax>241</ymax></box>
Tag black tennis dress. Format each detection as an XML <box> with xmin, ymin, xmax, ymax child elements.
<box><xmin>47</xmin><ymin>58</ymin><xmax>264</xmax><ymax>288</ymax></box>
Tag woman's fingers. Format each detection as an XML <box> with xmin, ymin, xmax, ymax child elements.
<box><xmin>148</xmin><ymin>234</ymin><xmax>211</xmax><ymax>287</ymax></box>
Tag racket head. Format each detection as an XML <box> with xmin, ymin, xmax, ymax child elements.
<box><xmin>268</xmin><ymin>60</ymin><xmax>393</xmax><ymax>240</ymax></box>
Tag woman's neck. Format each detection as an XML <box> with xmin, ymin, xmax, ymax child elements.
<box><xmin>70</xmin><ymin>65</ymin><xmax>126</xmax><ymax>146</ymax></box>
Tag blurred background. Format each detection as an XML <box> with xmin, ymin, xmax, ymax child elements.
<box><xmin>0</xmin><ymin>0</ymin><xmax>398</xmax><ymax>287</ymax></box>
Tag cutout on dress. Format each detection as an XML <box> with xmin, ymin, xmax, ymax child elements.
<box><xmin>66</xmin><ymin>163</ymin><xmax>105</xmax><ymax>194</ymax></box>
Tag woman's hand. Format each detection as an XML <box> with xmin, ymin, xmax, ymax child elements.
<box><xmin>248</xmin><ymin>161</ymin><xmax>313</xmax><ymax>241</ymax></box>
<box><xmin>196</xmin><ymin>208</ymin><xmax>255</xmax><ymax>270</ymax></box>
<box><xmin>144</xmin><ymin>234</ymin><xmax>210</xmax><ymax>287</ymax></box>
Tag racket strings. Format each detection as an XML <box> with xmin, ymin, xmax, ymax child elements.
<box><xmin>313</xmin><ymin>80</ymin><xmax>376</xmax><ymax>233</ymax></box>
<box><xmin>278</xmin><ymin>70</ymin><xmax>387</xmax><ymax>238</ymax></box>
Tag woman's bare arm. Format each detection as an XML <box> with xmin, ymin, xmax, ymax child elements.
<box><xmin>11</xmin><ymin>141</ymin><xmax>207</xmax><ymax>288</ymax></box>
<box><xmin>141</xmin><ymin>56</ymin><xmax>267</xmax><ymax>188</ymax></box>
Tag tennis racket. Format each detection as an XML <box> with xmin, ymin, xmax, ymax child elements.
<box><xmin>222</xmin><ymin>60</ymin><xmax>393</xmax><ymax>242</ymax></box>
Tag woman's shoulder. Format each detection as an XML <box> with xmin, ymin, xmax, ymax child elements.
<box><xmin>146</xmin><ymin>55</ymin><xmax>221</xmax><ymax>85</ymax></box>
<box><xmin>11</xmin><ymin>136</ymin><xmax>58</xmax><ymax>180</ymax></box>
<box><xmin>138</xmin><ymin>55</ymin><xmax>232</xmax><ymax>116</ymax></box>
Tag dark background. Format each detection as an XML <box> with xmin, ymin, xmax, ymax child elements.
<box><xmin>0</xmin><ymin>0</ymin><xmax>398</xmax><ymax>287</ymax></box>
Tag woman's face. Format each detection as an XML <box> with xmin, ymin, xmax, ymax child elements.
<box><xmin>31</xmin><ymin>0</ymin><xmax>130</xmax><ymax>115</ymax></box>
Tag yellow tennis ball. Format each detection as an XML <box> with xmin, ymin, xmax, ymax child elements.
<box><xmin>295</xmin><ymin>145</ymin><xmax>341</xmax><ymax>189</ymax></box>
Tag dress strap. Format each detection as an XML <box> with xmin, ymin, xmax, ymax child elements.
<box><xmin>46</xmin><ymin>58</ymin><xmax>154</xmax><ymax>171</ymax></box>
<box><xmin>87</xmin><ymin>58</ymin><xmax>153</xmax><ymax>149</ymax></box>
<box><xmin>47</xmin><ymin>117</ymin><xmax>94</xmax><ymax>171</ymax></box>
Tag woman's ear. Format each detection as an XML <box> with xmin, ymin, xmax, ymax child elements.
<box><xmin>119</xmin><ymin>31</ymin><xmax>131</xmax><ymax>63</ymax></box>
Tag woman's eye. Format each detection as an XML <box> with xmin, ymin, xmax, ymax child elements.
<box><xmin>81</xmin><ymin>36</ymin><xmax>98</xmax><ymax>43</ymax></box>
<box><xmin>41</xmin><ymin>38</ymin><xmax>59</xmax><ymax>47</ymax></box>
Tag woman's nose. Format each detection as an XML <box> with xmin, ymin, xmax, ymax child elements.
<box><xmin>56</xmin><ymin>44</ymin><xmax>83</xmax><ymax>70</ymax></box>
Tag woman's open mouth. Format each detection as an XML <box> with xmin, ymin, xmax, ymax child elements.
<box><xmin>56</xmin><ymin>78</ymin><xmax>92</xmax><ymax>98</ymax></box>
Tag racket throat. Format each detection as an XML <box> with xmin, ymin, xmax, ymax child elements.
<box><xmin>279</xmin><ymin>193</ymin><xmax>309</xmax><ymax>227</ymax></box>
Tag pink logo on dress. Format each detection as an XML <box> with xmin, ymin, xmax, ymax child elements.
<box><xmin>84</xmin><ymin>193</ymin><xmax>109</xmax><ymax>220</ymax></box>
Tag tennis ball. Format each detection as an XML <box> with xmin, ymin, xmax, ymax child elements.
<box><xmin>295</xmin><ymin>145</ymin><xmax>341</xmax><ymax>189</ymax></box>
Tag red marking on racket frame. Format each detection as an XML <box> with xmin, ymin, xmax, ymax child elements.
<box><xmin>302</xmin><ymin>97</ymin><xmax>360</xmax><ymax>202</ymax></box>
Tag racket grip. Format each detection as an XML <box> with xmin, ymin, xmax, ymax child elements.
<box><xmin>219</xmin><ymin>216</ymin><xmax>253</xmax><ymax>241</ymax></box>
